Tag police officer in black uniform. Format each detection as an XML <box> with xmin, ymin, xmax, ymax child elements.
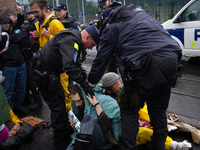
<box><xmin>88</xmin><ymin>5</ymin><xmax>182</xmax><ymax>150</ymax></box>
<box><xmin>32</xmin><ymin>25</ymin><xmax>99</xmax><ymax>150</ymax></box>
<box><xmin>54</xmin><ymin>3</ymin><xmax>81</xmax><ymax>30</ymax></box>
<box><xmin>26</xmin><ymin>11</ymin><xmax>37</xmax><ymax>32</ymax></box>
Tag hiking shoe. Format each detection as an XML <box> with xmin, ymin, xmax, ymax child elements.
<box><xmin>176</xmin><ymin>140</ymin><xmax>192</xmax><ymax>150</ymax></box>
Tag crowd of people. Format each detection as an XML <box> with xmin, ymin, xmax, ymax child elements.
<box><xmin>0</xmin><ymin>0</ymin><xmax>194</xmax><ymax>150</ymax></box>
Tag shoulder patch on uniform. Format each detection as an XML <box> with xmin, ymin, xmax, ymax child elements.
<box><xmin>14</xmin><ymin>29</ymin><xmax>21</xmax><ymax>33</ymax></box>
<box><xmin>73</xmin><ymin>51</ymin><xmax>78</xmax><ymax>62</ymax></box>
<box><xmin>74</xmin><ymin>43</ymin><xmax>79</xmax><ymax>51</ymax></box>
<box><xmin>97</xmin><ymin>44</ymin><xmax>100</xmax><ymax>51</ymax></box>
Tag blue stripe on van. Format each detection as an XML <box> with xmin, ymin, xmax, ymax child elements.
<box><xmin>167</xmin><ymin>28</ymin><xmax>184</xmax><ymax>46</ymax></box>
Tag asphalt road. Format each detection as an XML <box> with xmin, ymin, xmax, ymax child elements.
<box><xmin>14</xmin><ymin>55</ymin><xmax>200</xmax><ymax>150</ymax></box>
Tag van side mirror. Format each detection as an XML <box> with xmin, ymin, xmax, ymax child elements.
<box><xmin>173</xmin><ymin>15</ymin><xmax>182</xmax><ymax>23</ymax></box>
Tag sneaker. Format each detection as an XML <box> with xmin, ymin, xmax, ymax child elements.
<box><xmin>176</xmin><ymin>140</ymin><xmax>193</xmax><ymax>150</ymax></box>
<box><xmin>167</xmin><ymin>125</ymin><xmax>178</xmax><ymax>132</ymax></box>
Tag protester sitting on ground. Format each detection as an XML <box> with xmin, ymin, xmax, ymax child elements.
<box><xmin>67</xmin><ymin>84</ymin><xmax>121</xmax><ymax>150</ymax></box>
<box><xmin>0</xmin><ymin>108</ymin><xmax>33</xmax><ymax>149</ymax></box>
<box><xmin>0</xmin><ymin>84</ymin><xmax>10</xmax><ymax>143</ymax></box>
<box><xmin>101</xmin><ymin>72</ymin><xmax>193</xmax><ymax>150</ymax></box>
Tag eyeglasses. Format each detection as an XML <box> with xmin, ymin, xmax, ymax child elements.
<box><xmin>71</xmin><ymin>99</ymin><xmax>82</xmax><ymax>104</ymax></box>
<box><xmin>31</xmin><ymin>10</ymin><xmax>39</xmax><ymax>15</ymax></box>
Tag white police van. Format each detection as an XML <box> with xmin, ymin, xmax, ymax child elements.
<box><xmin>162</xmin><ymin>0</ymin><xmax>200</xmax><ymax>57</ymax></box>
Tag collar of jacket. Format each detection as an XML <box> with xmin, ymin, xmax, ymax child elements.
<box><xmin>36</xmin><ymin>13</ymin><xmax>56</xmax><ymax>28</ymax></box>
<box><xmin>64</xmin><ymin>12</ymin><xmax>74</xmax><ymax>22</ymax></box>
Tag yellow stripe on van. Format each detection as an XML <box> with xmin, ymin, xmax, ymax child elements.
<box><xmin>191</xmin><ymin>42</ymin><xmax>196</xmax><ymax>48</ymax></box>
<box><xmin>74</xmin><ymin>43</ymin><xmax>79</xmax><ymax>51</ymax></box>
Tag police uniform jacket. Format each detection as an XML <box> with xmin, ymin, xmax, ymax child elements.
<box><xmin>0</xmin><ymin>19</ymin><xmax>28</xmax><ymax>69</ymax></box>
<box><xmin>88</xmin><ymin>4</ymin><xmax>182</xmax><ymax>85</ymax></box>
<box><xmin>62</xmin><ymin>12</ymin><xmax>80</xmax><ymax>30</ymax></box>
<box><xmin>27</xmin><ymin>18</ymin><xmax>37</xmax><ymax>32</ymax></box>
<box><xmin>35</xmin><ymin>29</ymin><xmax>86</xmax><ymax>83</ymax></box>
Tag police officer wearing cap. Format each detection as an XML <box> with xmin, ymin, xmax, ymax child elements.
<box><xmin>47</xmin><ymin>4</ymin><xmax>55</xmax><ymax>15</ymax></box>
<box><xmin>26</xmin><ymin>11</ymin><xmax>37</xmax><ymax>32</ymax></box>
<box><xmin>32</xmin><ymin>25</ymin><xmax>99</xmax><ymax>150</ymax></box>
<box><xmin>54</xmin><ymin>3</ymin><xmax>80</xmax><ymax>30</ymax></box>
<box><xmin>98</xmin><ymin>0</ymin><xmax>121</xmax><ymax>10</ymax></box>
<box><xmin>88</xmin><ymin>4</ymin><xmax>182</xmax><ymax>150</ymax></box>
<box><xmin>98</xmin><ymin>1</ymin><xmax>125</xmax><ymax>81</ymax></box>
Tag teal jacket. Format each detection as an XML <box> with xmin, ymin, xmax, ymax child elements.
<box><xmin>0</xmin><ymin>84</ymin><xmax>10</xmax><ymax>125</ymax></box>
<box><xmin>70</xmin><ymin>85</ymin><xmax>121</xmax><ymax>149</ymax></box>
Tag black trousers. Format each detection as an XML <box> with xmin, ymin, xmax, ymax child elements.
<box><xmin>24</xmin><ymin>57</ymin><xmax>42</xmax><ymax>104</ymax></box>
<box><xmin>40</xmin><ymin>81</ymin><xmax>71</xmax><ymax>141</ymax></box>
<box><xmin>119</xmin><ymin>55</ymin><xmax>177</xmax><ymax>150</ymax></box>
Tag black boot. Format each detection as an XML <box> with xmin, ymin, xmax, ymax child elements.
<box><xmin>52</xmin><ymin>135</ymin><xmax>71</xmax><ymax>150</ymax></box>
<box><xmin>73</xmin><ymin>133</ymin><xmax>92</xmax><ymax>150</ymax></box>
<box><xmin>52</xmin><ymin>139</ymin><xmax>67</xmax><ymax>150</ymax></box>
<box><xmin>13</xmin><ymin>107</ymin><xmax>30</xmax><ymax>115</ymax></box>
<box><xmin>146</xmin><ymin>141</ymin><xmax>160</xmax><ymax>150</ymax></box>
<box><xmin>30</xmin><ymin>102</ymin><xmax>43</xmax><ymax>111</ymax></box>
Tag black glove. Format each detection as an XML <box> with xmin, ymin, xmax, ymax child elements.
<box><xmin>80</xmin><ymin>80</ymin><xmax>94</xmax><ymax>98</ymax></box>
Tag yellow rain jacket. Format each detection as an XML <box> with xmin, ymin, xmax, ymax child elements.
<box><xmin>34</xmin><ymin>14</ymin><xmax>72</xmax><ymax>111</ymax></box>
<box><xmin>34</xmin><ymin>14</ymin><xmax>65</xmax><ymax>48</ymax></box>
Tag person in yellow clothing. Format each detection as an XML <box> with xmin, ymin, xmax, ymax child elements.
<box><xmin>29</xmin><ymin>0</ymin><xmax>72</xmax><ymax>112</ymax></box>
<box><xmin>101</xmin><ymin>72</ymin><xmax>193</xmax><ymax>150</ymax></box>
<box><xmin>0</xmin><ymin>108</ymin><xmax>33</xmax><ymax>149</ymax></box>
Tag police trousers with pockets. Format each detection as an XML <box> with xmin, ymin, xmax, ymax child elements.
<box><xmin>119</xmin><ymin>54</ymin><xmax>178</xmax><ymax>150</ymax></box>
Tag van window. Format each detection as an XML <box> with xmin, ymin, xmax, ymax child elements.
<box><xmin>181</xmin><ymin>0</ymin><xmax>200</xmax><ymax>22</ymax></box>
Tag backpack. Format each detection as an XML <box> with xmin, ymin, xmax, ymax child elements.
<box><xmin>42</xmin><ymin>17</ymin><xmax>57</xmax><ymax>29</ymax></box>
<box><xmin>31</xmin><ymin>17</ymin><xmax>58</xmax><ymax>53</ymax></box>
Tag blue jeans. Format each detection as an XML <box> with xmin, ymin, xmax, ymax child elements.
<box><xmin>2</xmin><ymin>63</ymin><xmax>26</xmax><ymax>108</ymax></box>
<box><xmin>67</xmin><ymin>115</ymin><xmax>110</xmax><ymax>150</ymax></box>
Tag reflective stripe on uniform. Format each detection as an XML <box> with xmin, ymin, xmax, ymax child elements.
<box><xmin>74</xmin><ymin>43</ymin><xmax>79</xmax><ymax>51</ymax></box>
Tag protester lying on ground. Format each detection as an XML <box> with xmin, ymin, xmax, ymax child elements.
<box><xmin>67</xmin><ymin>84</ymin><xmax>121</xmax><ymax>150</ymax></box>
<box><xmin>0</xmin><ymin>108</ymin><xmax>33</xmax><ymax>150</ymax></box>
<box><xmin>0</xmin><ymin>84</ymin><xmax>10</xmax><ymax>143</ymax></box>
<box><xmin>101</xmin><ymin>72</ymin><xmax>193</xmax><ymax>150</ymax></box>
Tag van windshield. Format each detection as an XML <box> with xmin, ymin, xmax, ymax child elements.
<box><xmin>181</xmin><ymin>0</ymin><xmax>200</xmax><ymax>22</ymax></box>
